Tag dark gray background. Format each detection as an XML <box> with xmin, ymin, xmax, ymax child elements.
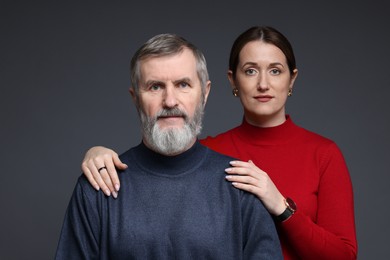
<box><xmin>1</xmin><ymin>1</ymin><xmax>388</xmax><ymax>259</ymax></box>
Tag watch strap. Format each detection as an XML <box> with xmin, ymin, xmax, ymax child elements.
<box><xmin>275</xmin><ymin>207</ymin><xmax>294</xmax><ymax>222</ymax></box>
<box><xmin>275</xmin><ymin>197</ymin><xmax>296</xmax><ymax>222</ymax></box>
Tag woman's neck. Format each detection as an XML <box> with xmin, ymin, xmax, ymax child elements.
<box><xmin>244</xmin><ymin>113</ymin><xmax>287</xmax><ymax>128</ymax></box>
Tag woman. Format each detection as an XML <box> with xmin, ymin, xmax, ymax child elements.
<box><xmin>81</xmin><ymin>26</ymin><xmax>357</xmax><ymax>259</ymax></box>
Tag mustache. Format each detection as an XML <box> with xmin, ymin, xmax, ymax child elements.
<box><xmin>156</xmin><ymin>107</ymin><xmax>188</xmax><ymax>119</ymax></box>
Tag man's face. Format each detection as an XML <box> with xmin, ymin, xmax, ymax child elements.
<box><xmin>130</xmin><ymin>48</ymin><xmax>211</xmax><ymax>155</ymax></box>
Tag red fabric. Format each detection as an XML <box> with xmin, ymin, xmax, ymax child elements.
<box><xmin>200</xmin><ymin>116</ymin><xmax>357</xmax><ymax>259</ymax></box>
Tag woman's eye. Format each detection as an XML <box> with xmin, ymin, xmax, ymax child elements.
<box><xmin>245</xmin><ymin>69</ymin><xmax>257</xmax><ymax>75</ymax></box>
<box><xmin>270</xmin><ymin>69</ymin><xmax>281</xmax><ymax>75</ymax></box>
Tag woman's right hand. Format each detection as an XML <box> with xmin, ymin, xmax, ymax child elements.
<box><xmin>81</xmin><ymin>146</ymin><xmax>128</xmax><ymax>198</ymax></box>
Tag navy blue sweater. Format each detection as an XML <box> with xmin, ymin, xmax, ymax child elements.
<box><xmin>55</xmin><ymin>141</ymin><xmax>282</xmax><ymax>259</ymax></box>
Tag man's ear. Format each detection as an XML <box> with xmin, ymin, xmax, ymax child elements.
<box><xmin>203</xmin><ymin>80</ymin><xmax>211</xmax><ymax>106</ymax></box>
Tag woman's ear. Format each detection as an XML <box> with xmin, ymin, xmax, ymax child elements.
<box><xmin>227</xmin><ymin>70</ymin><xmax>235</xmax><ymax>90</ymax></box>
<box><xmin>289</xmin><ymin>69</ymin><xmax>298</xmax><ymax>90</ymax></box>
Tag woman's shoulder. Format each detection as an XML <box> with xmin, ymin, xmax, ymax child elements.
<box><xmin>297</xmin><ymin>125</ymin><xmax>334</xmax><ymax>143</ymax></box>
<box><xmin>293</xmin><ymin>123</ymin><xmax>344</xmax><ymax>155</ymax></box>
<box><xmin>200</xmin><ymin>126</ymin><xmax>239</xmax><ymax>152</ymax></box>
<box><xmin>201</xmin><ymin>130</ymin><xmax>233</xmax><ymax>144</ymax></box>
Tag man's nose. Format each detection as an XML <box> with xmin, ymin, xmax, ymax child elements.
<box><xmin>162</xmin><ymin>86</ymin><xmax>178</xmax><ymax>108</ymax></box>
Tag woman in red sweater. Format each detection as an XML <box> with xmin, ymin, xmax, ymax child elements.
<box><xmin>81</xmin><ymin>26</ymin><xmax>357</xmax><ymax>259</ymax></box>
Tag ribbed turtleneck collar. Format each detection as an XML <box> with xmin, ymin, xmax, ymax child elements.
<box><xmin>235</xmin><ymin>115</ymin><xmax>300</xmax><ymax>146</ymax></box>
<box><xmin>129</xmin><ymin>140</ymin><xmax>207</xmax><ymax>176</ymax></box>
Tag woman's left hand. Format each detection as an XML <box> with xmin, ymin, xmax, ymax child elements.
<box><xmin>225</xmin><ymin>160</ymin><xmax>286</xmax><ymax>216</ymax></box>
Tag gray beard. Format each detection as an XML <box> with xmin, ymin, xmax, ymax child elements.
<box><xmin>139</xmin><ymin>105</ymin><xmax>204</xmax><ymax>156</ymax></box>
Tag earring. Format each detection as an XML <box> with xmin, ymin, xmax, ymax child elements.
<box><xmin>232</xmin><ymin>88</ymin><xmax>239</xmax><ymax>97</ymax></box>
<box><xmin>288</xmin><ymin>88</ymin><xmax>293</xmax><ymax>97</ymax></box>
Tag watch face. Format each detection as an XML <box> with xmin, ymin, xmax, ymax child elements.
<box><xmin>286</xmin><ymin>197</ymin><xmax>297</xmax><ymax>211</ymax></box>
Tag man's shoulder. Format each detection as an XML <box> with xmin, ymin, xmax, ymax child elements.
<box><xmin>67</xmin><ymin>174</ymin><xmax>105</xmax><ymax>205</ymax></box>
<box><xmin>195</xmin><ymin>144</ymin><xmax>238</xmax><ymax>175</ymax></box>
<box><xmin>117</xmin><ymin>144</ymin><xmax>141</xmax><ymax>163</ymax></box>
<box><xmin>75</xmin><ymin>174</ymin><xmax>99</xmax><ymax>194</ymax></box>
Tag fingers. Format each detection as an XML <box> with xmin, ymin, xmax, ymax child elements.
<box><xmin>105</xmin><ymin>164</ymin><xmax>120</xmax><ymax>192</ymax></box>
<box><xmin>229</xmin><ymin>181</ymin><xmax>259</xmax><ymax>194</ymax></box>
<box><xmin>90</xmin><ymin>160</ymin><xmax>115</xmax><ymax>198</ymax></box>
<box><xmin>226</xmin><ymin>173</ymin><xmax>263</xmax><ymax>199</ymax></box>
<box><xmin>225</xmin><ymin>160</ymin><xmax>286</xmax><ymax>215</ymax></box>
<box><xmin>81</xmin><ymin>146</ymin><xmax>125</xmax><ymax>199</ymax></box>
<box><xmin>82</xmin><ymin>163</ymin><xmax>100</xmax><ymax>191</ymax></box>
<box><xmin>113</xmin><ymin>153</ymin><xmax>128</xmax><ymax>170</ymax></box>
<box><xmin>109</xmin><ymin>153</ymin><xmax>127</xmax><ymax>191</ymax></box>
<box><xmin>229</xmin><ymin>160</ymin><xmax>258</xmax><ymax>170</ymax></box>
<box><xmin>225</xmin><ymin>159</ymin><xmax>265</xmax><ymax>196</ymax></box>
<box><xmin>225</xmin><ymin>169</ymin><xmax>263</xmax><ymax>192</ymax></box>
<box><xmin>81</xmin><ymin>158</ymin><xmax>116</xmax><ymax>198</ymax></box>
<box><xmin>97</xmin><ymin>167</ymin><xmax>118</xmax><ymax>198</ymax></box>
<box><xmin>225</xmin><ymin>160</ymin><xmax>262</xmax><ymax>177</ymax></box>
<box><xmin>225</xmin><ymin>174</ymin><xmax>259</xmax><ymax>186</ymax></box>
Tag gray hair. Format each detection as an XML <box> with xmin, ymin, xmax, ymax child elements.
<box><xmin>130</xmin><ymin>34</ymin><xmax>209</xmax><ymax>97</ymax></box>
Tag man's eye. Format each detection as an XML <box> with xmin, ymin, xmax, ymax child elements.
<box><xmin>179</xmin><ymin>82</ymin><xmax>189</xmax><ymax>88</ymax></box>
<box><xmin>151</xmin><ymin>85</ymin><xmax>161</xmax><ymax>91</ymax></box>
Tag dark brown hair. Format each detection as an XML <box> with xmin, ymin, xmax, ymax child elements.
<box><xmin>229</xmin><ymin>26</ymin><xmax>296</xmax><ymax>79</ymax></box>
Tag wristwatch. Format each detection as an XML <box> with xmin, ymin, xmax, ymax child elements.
<box><xmin>276</xmin><ymin>197</ymin><xmax>297</xmax><ymax>222</ymax></box>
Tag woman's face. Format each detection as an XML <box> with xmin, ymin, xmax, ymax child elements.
<box><xmin>228</xmin><ymin>40</ymin><xmax>298</xmax><ymax>127</ymax></box>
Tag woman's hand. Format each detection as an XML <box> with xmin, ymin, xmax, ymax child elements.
<box><xmin>81</xmin><ymin>146</ymin><xmax>128</xmax><ymax>198</ymax></box>
<box><xmin>225</xmin><ymin>160</ymin><xmax>286</xmax><ymax>216</ymax></box>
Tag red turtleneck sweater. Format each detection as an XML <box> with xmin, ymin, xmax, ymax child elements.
<box><xmin>200</xmin><ymin>115</ymin><xmax>357</xmax><ymax>260</ymax></box>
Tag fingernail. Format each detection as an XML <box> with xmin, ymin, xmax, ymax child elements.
<box><xmin>225</xmin><ymin>175</ymin><xmax>232</xmax><ymax>179</ymax></box>
<box><xmin>115</xmin><ymin>184</ymin><xmax>120</xmax><ymax>191</ymax></box>
<box><xmin>112</xmin><ymin>191</ymin><xmax>118</xmax><ymax>199</ymax></box>
<box><xmin>105</xmin><ymin>189</ymin><xmax>111</xmax><ymax>196</ymax></box>
<box><xmin>225</xmin><ymin>168</ymin><xmax>232</xmax><ymax>172</ymax></box>
<box><xmin>229</xmin><ymin>161</ymin><xmax>237</xmax><ymax>165</ymax></box>
<box><xmin>94</xmin><ymin>185</ymin><xmax>100</xmax><ymax>191</ymax></box>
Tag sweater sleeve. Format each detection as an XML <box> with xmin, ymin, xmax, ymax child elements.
<box><xmin>55</xmin><ymin>177</ymin><xmax>101</xmax><ymax>260</ymax></box>
<box><xmin>241</xmin><ymin>192</ymin><xmax>283</xmax><ymax>260</ymax></box>
<box><xmin>278</xmin><ymin>143</ymin><xmax>357</xmax><ymax>259</ymax></box>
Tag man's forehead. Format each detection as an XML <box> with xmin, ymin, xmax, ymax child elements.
<box><xmin>139</xmin><ymin>50</ymin><xmax>199</xmax><ymax>83</ymax></box>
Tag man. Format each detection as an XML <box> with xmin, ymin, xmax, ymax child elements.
<box><xmin>55</xmin><ymin>34</ymin><xmax>282</xmax><ymax>259</ymax></box>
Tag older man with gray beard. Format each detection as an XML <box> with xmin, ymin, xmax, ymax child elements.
<box><xmin>55</xmin><ymin>33</ymin><xmax>282</xmax><ymax>260</ymax></box>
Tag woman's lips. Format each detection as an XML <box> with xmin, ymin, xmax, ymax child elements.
<box><xmin>255</xmin><ymin>95</ymin><xmax>273</xmax><ymax>102</ymax></box>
